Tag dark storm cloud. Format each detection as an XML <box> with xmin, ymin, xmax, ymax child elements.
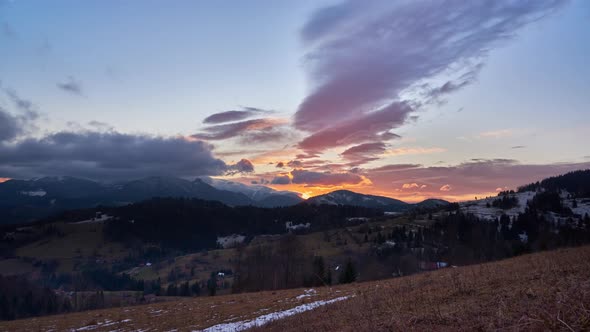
<box><xmin>0</xmin><ymin>130</ymin><xmax>251</xmax><ymax>180</ymax></box>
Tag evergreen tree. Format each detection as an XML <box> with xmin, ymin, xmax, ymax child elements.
<box><xmin>191</xmin><ymin>282</ymin><xmax>201</xmax><ymax>296</ymax></box>
<box><xmin>338</xmin><ymin>259</ymin><xmax>357</xmax><ymax>284</ymax></box>
<box><xmin>166</xmin><ymin>284</ymin><xmax>177</xmax><ymax>296</ymax></box>
<box><xmin>311</xmin><ymin>256</ymin><xmax>327</xmax><ymax>286</ymax></box>
<box><xmin>179</xmin><ymin>281</ymin><xmax>190</xmax><ymax>297</ymax></box>
<box><xmin>207</xmin><ymin>272</ymin><xmax>217</xmax><ymax>296</ymax></box>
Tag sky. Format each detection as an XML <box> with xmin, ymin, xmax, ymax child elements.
<box><xmin>0</xmin><ymin>0</ymin><xmax>589</xmax><ymax>202</ymax></box>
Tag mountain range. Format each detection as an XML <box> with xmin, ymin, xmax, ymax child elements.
<box><xmin>0</xmin><ymin>176</ymin><xmax>448</xmax><ymax>225</ymax></box>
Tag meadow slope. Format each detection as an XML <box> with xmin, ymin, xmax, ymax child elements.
<box><xmin>1</xmin><ymin>246</ymin><xmax>589</xmax><ymax>331</ymax></box>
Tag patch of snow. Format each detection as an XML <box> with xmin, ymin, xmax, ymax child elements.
<box><xmin>459</xmin><ymin>191</ymin><xmax>536</xmax><ymax>221</ymax></box>
<box><xmin>285</xmin><ymin>221</ymin><xmax>311</xmax><ymax>231</ymax></box>
<box><xmin>197</xmin><ymin>296</ymin><xmax>351</xmax><ymax>332</ymax></box>
<box><xmin>72</xmin><ymin>319</ymin><xmax>131</xmax><ymax>331</ymax></box>
<box><xmin>295</xmin><ymin>289</ymin><xmax>317</xmax><ymax>300</ymax></box>
<box><xmin>383</xmin><ymin>240</ymin><xmax>396</xmax><ymax>247</ymax></box>
<box><xmin>73</xmin><ymin>213</ymin><xmax>112</xmax><ymax>224</ymax></box>
<box><xmin>20</xmin><ymin>189</ymin><xmax>47</xmax><ymax>197</ymax></box>
<box><xmin>519</xmin><ymin>232</ymin><xmax>528</xmax><ymax>244</ymax></box>
<box><xmin>384</xmin><ymin>211</ymin><xmax>402</xmax><ymax>216</ymax></box>
<box><xmin>217</xmin><ymin>234</ymin><xmax>246</xmax><ymax>248</ymax></box>
<box><xmin>346</xmin><ymin>217</ymin><xmax>369</xmax><ymax>223</ymax></box>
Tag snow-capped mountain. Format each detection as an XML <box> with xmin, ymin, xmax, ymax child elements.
<box><xmin>307</xmin><ymin>190</ymin><xmax>409</xmax><ymax>211</ymax></box>
<box><xmin>306</xmin><ymin>190</ymin><xmax>449</xmax><ymax>212</ymax></box>
<box><xmin>0</xmin><ymin>176</ymin><xmax>303</xmax><ymax>225</ymax></box>
<box><xmin>197</xmin><ymin>177</ymin><xmax>304</xmax><ymax>207</ymax></box>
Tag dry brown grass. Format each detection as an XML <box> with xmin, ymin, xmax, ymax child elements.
<box><xmin>2</xmin><ymin>246</ymin><xmax>589</xmax><ymax>331</ymax></box>
<box><xmin>255</xmin><ymin>246</ymin><xmax>590</xmax><ymax>331</ymax></box>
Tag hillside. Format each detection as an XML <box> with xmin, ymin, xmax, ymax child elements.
<box><xmin>2</xmin><ymin>246</ymin><xmax>589</xmax><ymax>331</ymax></box>
<box><xmin>306</xmin><ymin>190</ymin><xmax>448</xmax><ymax>211</ymax></box>
<box><xmin>518</xmin><ymin>169</ymin><xmax>590</xmax><ymax>196</ymax></box>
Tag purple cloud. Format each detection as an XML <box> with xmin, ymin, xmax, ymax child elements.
<box><xmin>203</xmin><ymin>107</ymin><xmax>271</xmax><ymax>124</ymax></box>
<box><xmin>295</xmin><ymin>0</ymin><xmax>565</xmax><ymax>152</ymax></box>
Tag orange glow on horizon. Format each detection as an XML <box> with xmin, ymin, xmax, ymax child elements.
<box><xmin>0</xmin><ymin>178</ymin><xmax>10</xmax><ymax>183</ymax></box>
<box><xmin>267</xmin><ymin>182</ymin><xmax>499</xmax><ymax>203</ymax></box>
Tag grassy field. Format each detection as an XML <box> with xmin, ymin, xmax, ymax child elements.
<box><xmin>2</xmin><ymin>245</ymin><xmax>589</xmax><ymax>331</ymax></box>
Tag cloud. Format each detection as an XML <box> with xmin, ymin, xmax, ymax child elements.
<box><xmin>192</xmin><ymin>118</ymin><xmax>287</xmax><ymax>141</ymax></box>
<box><xmin>226</xmin><ymin>159</ymin><xmax>254</xmax><ymax>175</ymax></box>
<box><xmin>364</xmin><ymin>159</ymin><xmax>590</xmax><ymax>201</ymax></box>
<box><xmin>276</xmin><ymin>162</ymin><xmax>285</xmax><ymax>168</ymax></box>
<box><xmin>511</xmin><ymin>145</ymin><xmax>526</xmax><ymax>149</ymax></box>
<box><xmin>287</xmin><ymin>160</ymin><xmax>303</xmax><ymax>168</ymax></box>
<box><xmin>271</xmin><ymin>174</ymin><xmax>292</xmax><ymax>185</ymax></box>
<box><xmin>439</xmin><ymin>184</ymin><xmax>452</xmax><ymax>192</ymax></box>
<box><xmin>384</xmin><ymin>147</ymin><xmax>446</xmax><ymax>156</ymax></box>
<box><xmin>1</xmin><ymin>22</ymin><xmax>15</xmax><ymax>39</ymax></box>
<box><xmin>341</xmin><ymin>142</ymin><xmax>386</xmax><ymax>159</ymax></box>
<box><xmin>295</xmin><ymin>0</ymin><xmax>564</xmax><ymax>152</ymax></box>
<box><xmin>3</xmin><ymin>88</ymin><xmax>39</xmax><ymax>115</ymax></box>
<box><xmin>370</xmin><ymin>164</ymin><xmax>423</xmax><ymax>173</ymax></box>
<box><xmin>203</xmin><ymin>107</ymin><xmax>271</xmax><ymax>124</ymax></box>
<box><xmin>57</xmin><ymin>76</ymin><xmax>83</xmax><ymax>95</ymax></box>
<box><xmin>0</xmin><ymin>107</ymin><xmax>22</xmax><ymax>142</ymax></box>
<box><xmin>402</xmin><ymin>183</ymin><xmax>419</xmax><ymax>189</ymax></box>
<box><xmin>478</xmin><ymin>129</ymin><xmax>513</xmax><ymax>139</ymax></box>
<box><xmin>291</xmin><ymin>169</ymin><xmax>365</xmax><ymax>186</ymax></box>
<box><xmin>0</xmin><ymin>130</ymin><xmax>242</xmax><ymax>180</ymax></box>
<box><xmin>298</xmin><ymin>101</ymin><xmax>410</xmax><ymax>152</ymax></box>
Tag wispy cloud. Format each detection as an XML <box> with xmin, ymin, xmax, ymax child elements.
<box><xmin>203</xmin><ymin>107</ymin><xmax>272</xmax><ymax>124</ymax></box>
<box><xmin>192</xmin><ymin>118</ymin><xmax>288</xmax><ymax>141</ymax></box>
<box><xmin>384</xmin><ymin>147</ymin><xmax>446</xmax><ymax>157</ymax></box>
<box><xmin>478</xmin><ymin>129</ymin><xmax>513</xmax><ymax>139</ymax></box>
<box><xmin>295</xmin><ymin>0</ymin><xmax>564</xmax><ymax>155</ymax></box>
<box><xmin>57</xmin><ymin>76</ymin><xmax>83</xmax><ymax>96</ymax></box>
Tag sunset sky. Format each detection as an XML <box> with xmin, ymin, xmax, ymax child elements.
<box><xmin>1</xmin><ymin>0</ymin><xmax>589</xmax><ymax>201</ymax></box>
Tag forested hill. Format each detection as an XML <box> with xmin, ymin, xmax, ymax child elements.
<box><xmin>39</xmin><ymin>198</ymin><xmax>383</xmax><ymax>251</ymax></box>
<box><xmin>518</xmin><ymin>169</ymin><xmax>590</xmax><ymax>196</ymax></box>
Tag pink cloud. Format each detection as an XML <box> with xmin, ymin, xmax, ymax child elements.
<box><xmin>291</xmin><ymin>169</ymin><xmax>366</xmax><ymax>186</ymax></box>
<box><xmin>364</xmin><ymin>160</ymin><xmax>590</xmax><ymax>201</ymax></box>
<box><xmin>294</xmin><ymin>0</ymin><xmax>564</xmax><ymax>153</ymax></box>
<box><xmin>297</xmin><ymin>101</ymin><xmax>410</xmax><ymax>152</ymax></box>
<box><xmin>439</xmin><ymin>184</ymin><xmax>452</xmax><ymax>192</ymax></box>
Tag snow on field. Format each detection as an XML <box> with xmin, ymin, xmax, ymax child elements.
<box><xmin>197</xmin><ymin>296</ymin><xmax>351</xmax><ymax>332</ymax></box>
<box><xmin>285</xmin><ymin>221</ymin><xmax>311</xmax><ymax>231</ymax></box>
<box><xmin>567</xmin><ymin>199</ymin><xmax>590</xmax><ymax>217</ymax></box>
<box><xmin>72</xmin><ymin>318</ymin><xmax>132</xmax><ymax>331</ymax></box>
<box><xmin>73</xmin><ymin>213</ymin><xmax>112</xmax><ymax>224</ymax></box>
<box><xmin>459</xmin><ymin>190</ymin><xmax>590</xmax><ymax>226</ymax></box>
<box><xmin>295</xmin><ymin>289</ymin><xmax>317</xmax><ymax>300</ymax></box>
<box><xmin>217</xmin><ymin>234</ymin><xmax>246</xmax><ymax>248</ymax></box>
<box><xmin>459</xmin><ymin>191</ymin><xmax>536</xmax><ymax>221</ymax></box>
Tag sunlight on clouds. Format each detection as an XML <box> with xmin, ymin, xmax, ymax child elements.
<box><xmin>384</xmin><ymin>147</ymin><xmax>446</xmax><ymax>156</ymax></box>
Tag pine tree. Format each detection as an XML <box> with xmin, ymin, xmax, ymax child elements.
<box><xmin>207</xmin><ymin>272</ymin><xmax>217</xmax><ymax>296</ymax></box>
<box><xmin>166</xmin><ymin>284</ymin><xmax>177</xmax><ymax>296</ymax></box>
<box><xmin>338</xmin><ymin>259</ymin><xmax>357</xmax><ymax>284</ymax></box>
<box><xmin>180</xmin><ymin>281</ymin><xmax>190</xmax><ymax>296</ymax></box>
<box><xmin>191</xmin><ymin>282</ymin><xmax>201</xmax><ymax>296</ymax></box>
